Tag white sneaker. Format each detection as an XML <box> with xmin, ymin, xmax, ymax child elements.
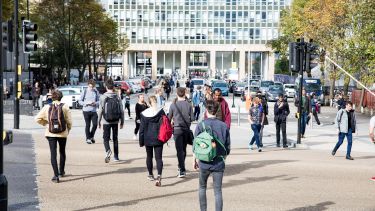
<box><xmin>86</xmin><ymin>139</ymin><xmax>92</xmax><ymax>144</ymax></box>
<box><xmin>125</xmin><ymin>117</ymin><xmax>129</xmax><ymax>121</ymax></box>
<box><xmin>133</xmin><ymin>135</ymin><xmax>137</xmax><ymax>140</ymax></box>
<box><xmin>113</xmin><ymin>157</ymin><xmax>120</xmax><ymax>162</ymax></box>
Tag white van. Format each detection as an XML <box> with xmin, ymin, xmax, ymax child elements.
<box><xmin>283</xmin><ymin>84</ymin><xmax>296</xmax><ymax>98</ymax></box>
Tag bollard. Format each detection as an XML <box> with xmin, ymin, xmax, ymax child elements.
<box><xmin>237</xmin><ymin>105</ymin><xmax>240</xmax><ymax>126</ymax></box>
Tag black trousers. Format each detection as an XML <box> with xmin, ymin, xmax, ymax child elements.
<box><xmin>146</xmin><ymin>145</ymin><xmax>164</xmax><ymax>176</ymax></box>
<box><xmin>33</xmin><ymin>96</ymin><xmax>40</xmax><ymax>109</ymax></box>
<box><xmin>134</xmin><ymin>120</ymin><xmax>141</xmax><ymax>135</ymax></box>
<box><xmin>276</xmin><ymin>122</ymin><xmax>287</xmax><ymax>146</ymax></box>
<box><xmin>174</xmin><ymin>131</ymin><xmax>189</xmax><ymax>172</ymax></box>
<box><xmin>194</xmin><ymin>105</ymin><xmax>200</xmax><ymax>121</ymax></box>
<box><xmin>125</xmin><ymin>103</ymin><xmax>131</xmax><ymax>117</ymax></box>
<box><xmin>103</xmin><ymin>124</ymin><xmax>119</xmax><ymax>157</ymax></box>
<box><xmin>83</xmin><ymin>111</ymin><xmax>98</xmax><ymax>140</ymax></box>
<box><xmin>47</xmin><ymin>137</ymin><xmax>67</xmax><ymax>177</ymax></box>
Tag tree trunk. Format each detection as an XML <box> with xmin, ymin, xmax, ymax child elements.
<box><xmin>329</xmin><ymin>65</ymin><xmax>337</xmax><ymax>100</ymax></box>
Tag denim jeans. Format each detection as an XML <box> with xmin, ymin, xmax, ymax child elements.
<box><xmin>250</xmin><ymin>124</ymin><xmax>262</xmax><ymax>148</ymax></box>
<box><xmin>333</xmin><ymin>128</ymin><xmax>353</xmax><ymax>157</ymax></box>
<box><xmin>199</xmin><ymin>169</ymin><xmax>224</xmax><ymax>211</ymax></box>
<box><xmin>301</xmin><ymin>112</ymin><xmax>308</xmax><ymax>135</ymax></box>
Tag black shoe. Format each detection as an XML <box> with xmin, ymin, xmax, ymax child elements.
<box><xmin>276</xmin><ymin>144</ymin><xmax>281</xmax><ymax>148</ymax></box>
<box><xmin>91</xmin><ymin>138</ymin><xmax>95</xmax><ymax>144</ymax></box>
<box><xmin>51</xmin><ymin>176</ymin><xmax>60</xmax><ymax>183</ymax></box>
<box><xmin>283</xmin><ymin>145</ymin><xmax>288</xmax><ymax>149</ymax></box>
<box><xmin>58</xmin><ymin>171</ymin><xmax>65</xmax><ymax>177</ymax></box>
<box><xmin>331</xmin><ymin>151</ymin><xmax>336</xmax><ymax>156</ymax></box>
<box><xmin>178</xmin><ymin>171</ymin><xmax>186</xmax><ymax>178</ymax></box>
<box><xmin>346</xmin><ymin>156</ymin><xmax>354</xmax><ymax>160</ymax></box>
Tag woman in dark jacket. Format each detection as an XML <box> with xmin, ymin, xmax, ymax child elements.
<box><xmin>139</xmin><ymin>95</ymin><xmax>166</xmax><ymax>187</ymax></box>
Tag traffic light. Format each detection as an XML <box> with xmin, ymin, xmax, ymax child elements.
<box><xmin>22</xmin><ymin>20</ymin><xmax>38</xmax><ymax>53</ymax></box>
<box><xmin>2</xmin><ymin>20</ymin><xmax>13</xmax><ymax>52</ymax></box>
<box><xmin>305</xmin><ymin>43</ymin><xmax>319</xmax><ymax>76</ymax></box>
<box><xmin>289</xmin><ymin>42</ymin><xmax>300</xmax><ymax>73</ymax></box>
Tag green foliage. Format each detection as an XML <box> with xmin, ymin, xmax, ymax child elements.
<box><xmin>275</xmin><ymin>57</ymin><xmax>289</xmax><ymax>74</ymax></box>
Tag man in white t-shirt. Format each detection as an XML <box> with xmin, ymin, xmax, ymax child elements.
<box><xmin>370</xmin><ymin>116</ymin><xmax>375</xmax><ymax>181</ymax></box>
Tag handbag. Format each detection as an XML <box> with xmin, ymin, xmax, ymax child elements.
<box><xmin>174</xmin><ymin>103</ymin><xmax>194</xmax><ymax>145</ymax></box>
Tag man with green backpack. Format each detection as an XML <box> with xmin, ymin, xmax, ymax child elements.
<box><xmin>193</xmin><ymin>100</ymin><xmax>231</xmax><ymax>211</ymax></box>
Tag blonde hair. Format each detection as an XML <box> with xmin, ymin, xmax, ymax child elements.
<box><xmin>252</xmin><ymin>97</ymin><xmax>261</xmax><ymax>105</ymax></box>
<box><xmin>148</xmin><ymin>95</ymin><xmax>157</xmax><ymax>105</ymax></box>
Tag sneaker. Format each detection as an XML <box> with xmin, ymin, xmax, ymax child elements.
<box><xmin>346</xmin><ymin>156</ymin><xmax>354</xmax><ymax>160</ymax></box>
<box><xmin>283</xmin><ymin>145</ymin><xmax>288</xmax><ymax>149</ymax></box>
<box><xmin>371</xmin><ymin>177</ymin><xmax>375</xmax><ymax>181</ymax></box>
<box><xmin>91</xmin><ymin>138</ymin><xmax>95</xmax><ymax>144</ymax></box>
<box><xmin>113</xmin><ymin>157</ymin><xmax>120</xmax><ymax>162</ymax></box>
<box><xmin>178</xmin><ymin>171</ymin><xmax>186</xmax><ymax>178</ymax></box>
<box><xmin>258</xmin><ymin>148</ymin><xmax>262</xmax><ymax>152</ymax></box>
<box><xmin>105</xmin><ymin>150</ymin><xmax>112</xmax><ymax>163</ymax></box>
<box><xmin>51</xmin><ymin>176</ymin><xmax>59</xmax><ymax>183</ymax></box>
<box><xmin>248</xmin><ymin>143</ymin><xmax>254</xmax><ymax>150</ymax></box>
<box><xmin>147</xmin><ymin>175</ymin><xmax>155</xmax><ymax>181</ymax></box>
<box><xmin>331</xmin><ymin>151</ymin><xmax>336</xmax><ymax>156</ymax></box>
<box><xmin>58</xmin><ymin>171</ymin><xmax>65</xmax><ymax>177</ymax></box>
<box><xmin>125</xmin><ymin>117</ymin><xmax>129</xmax><ymax>121</ymax></box>
<box><xmin>155</xmin><ymin>175</ymin><xmax>162</xmax><ymax>187</ymax></box>
<box><xmin>86</xmin><ymin>139</ymin><xmax>92</xmax><ymax>144</ymax></box>
<box><xmin>276</xmin><ymin>143</ymin><xmax>281</xmax><ymax>148</ymax></box>
<box><xmin>133</xmin><ymin>135</ymin><xmax>137</xmax><ymax>140</ymax></box>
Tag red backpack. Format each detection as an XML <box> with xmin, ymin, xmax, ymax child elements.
<box><xmin>158</xmin><ymin>115</ymin><xmax>173</xmax><ymax>143</ymax></box>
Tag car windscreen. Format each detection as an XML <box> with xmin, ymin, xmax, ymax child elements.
<box><xmin>269</xmin><ymin>86</ymin><xmax>283</xmax><ymax>92</ymax></box>
<box><xmin>284</xmin><ymin>85</ymin><xmax>295</xmax><ymax>89</ymax></box>
<box><xmin>237</xmin><ymin>83</ymin><xmax>246</xmax><ymax>87</ymax></box>
<box><xmin>215</xmin><ymin>83</ymin><xmax>227</xmax><ymax>88</ymax></box>
<box><xmin>261</xmin><ymin>81</ymin><xmax>274</xmax><ymax>87</ymax></box>
<box><xmin>192</xmin><ymin>80</ymin><xmax>204</xmax><ymax>85</ymax></box>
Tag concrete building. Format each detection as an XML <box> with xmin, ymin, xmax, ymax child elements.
<box><xmin>99</xmin><ymin>0</ymin><xmax>290</xmax><ymax>80</ymax></box>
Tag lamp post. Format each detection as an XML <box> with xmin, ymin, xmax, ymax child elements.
<box><xmin>232</xmin><ymin>46</ymin><xmax>236</xmax><ymax>108</ymax></box>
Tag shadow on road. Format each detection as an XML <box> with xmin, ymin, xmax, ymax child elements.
<box><xmin>287</xmin><ymin>201</ymin><xmax>335</xmax><ymax>211</ymax></box>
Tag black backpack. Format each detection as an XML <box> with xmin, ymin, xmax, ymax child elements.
<box><xmin>103</xmin><ymin>96</ymin><xmax>122</xmax><ymax>122</ymax></box>
<box><xmin>48</xmin><ymin>104</ymin><xmax>67</xmax><ymax>133</ymax></box>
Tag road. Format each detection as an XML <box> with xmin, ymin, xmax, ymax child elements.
<box><xmin>2</xmin><ymin>86</ymin><xmax>375</xmax><ymax>210</ymax></box>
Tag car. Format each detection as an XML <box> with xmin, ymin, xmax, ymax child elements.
<box><xmin>233</xmin><ymin>82</ymin><xmax>247</xmax><ymax>96</ymax></box>
<box><xmin>241</xmin><ymin>86</ymin><xmax>260</xmax><ymax>101</ymax></box>
<box><xmin>127</xmin><ymin>81</ymin><xmax>142</xmax><ymax>93</ymax></box>
<box><xmin>58</xmin><ymin>88</ymin><xmax>82</xmax><ymax>109</ymax></box>
<box><xmin>114</xmin><ymin>81</ymin><xmax>132</xmax><ymax>93</ymax></box>
<box><xmin>259</xmin><ymin>80</ymin><xmax>275</xmax><ymax>94</ymax></box>
<box><xmin>212</xmin><ymin>81</ymin><xmax>229</xmax><ymax>96</ymax></box>
<box><xmin>283</xmin><ymin>84</ymin><xmax>296</xmax><ymax>98</ymax></box>
<box><xmin>190</xmin><ymin>78</ymin><xmax>205</xmax><ymax>90</ymax></box>
<box><xmin>274</xmin><ymin>82</ymin><xmax>283</xmax><ymax>88</ymax></box>
<box><xmin>266</xmin><ymin>85</ymin><xmax>284</xmax><ymax>102</ymax></box>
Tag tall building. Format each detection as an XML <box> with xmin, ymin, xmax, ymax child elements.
<box><xmin>99</xmin><ymin>0</ymin><xmax>290</xmax><ymax>80</ymax></box>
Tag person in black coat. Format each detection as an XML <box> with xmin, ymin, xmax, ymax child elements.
<box><xmin>274</xmin><ymin>93</ymin><xmax>290</xmax><ymax>148</ymax></box>
<box><xmin>139</xmin><ymin>95</ymin><xmax>166</xmax><ymax>187</ymax></box>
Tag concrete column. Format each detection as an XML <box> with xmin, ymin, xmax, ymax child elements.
<box><xmin>239</xmin><ymin>50</ymin><xmax>246</xmax><ymax>80</ymax></box>
<box><xmin>152</xmin><ymin>50</ymin><xmax>158</xmax><ymax>80</ymax></box>
<box><xmin>268</xmin><ymin>52</ymin><xmax>275</xmax><ymax>81</ymax></box>
<box><xmin>181</xmin><ymin>50</ymin><xmax>187</xmax><ymax>78</ymax></box>
<box><xmin>210</xmin><ymin>50</ymin><xmax>216</xmax><ymax>78</ymax></box>
<box><xmin>123</xmin><ymin>51</ymin><xmax>129</xmax><ymax>79</ymax></box>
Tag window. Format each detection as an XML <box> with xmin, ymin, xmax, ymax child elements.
<box><xmin>131</xmin><ymin>32</ymin><xmax>136</xmax><ymax>39</ymax></box>
<box><xmin>226</xmin><ymin>12</ymin><xmax>230</xmax><ymax>22</ymax></box>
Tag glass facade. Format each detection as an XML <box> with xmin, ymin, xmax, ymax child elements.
<box><xmin>102</xmin><ymin>0</ymin><xmax>290</xmax><ymax>45</ymax></box>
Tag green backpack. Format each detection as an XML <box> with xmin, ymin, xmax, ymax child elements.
<box><xmin>193</xmin><ymin>122</ymin><xmax>227</xmax><ymax>162</ymax></box>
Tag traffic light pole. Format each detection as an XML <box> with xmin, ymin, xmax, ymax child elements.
<box><xmin>14</xmin><ymin>0</ymin><xmax>20</xmax><ymax>129</ymax></box>
<box><xmin>297</xmin><ymin>39</ymin><xmax>305</xmax><ymax>145</ymax></box>
<box><xmin>0</xmin><ymin>1</ymin><xmax>9</xmax><ymax>210</ymax></box>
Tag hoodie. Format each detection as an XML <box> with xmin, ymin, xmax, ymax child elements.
<box><xmin>97</xmin><ymin>92</ymin><xmax>124</xmax><ymax>125</ymax></box>
<box><xmin>139</xmin><ymin>107</ymin><xmax>165</xmax><ymax>147</ymax></box>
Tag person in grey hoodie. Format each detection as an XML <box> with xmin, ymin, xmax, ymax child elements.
<box><xmin>98</xmin><ymin>79</ymin><xmax>124</xmax><ymax>163</ymax></box>
<box><xmin>332</xmin><ymin>101</ymin><xmax>356</xmax><ymax>160</ymax></box>
<box><xmin>79</xmin><ymin>79</ymin><xmax>100</xmax><ymax>144</ymax></box>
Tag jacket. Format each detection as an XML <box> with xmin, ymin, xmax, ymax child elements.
<box><xmin>194</xmin><ymin>118</ymin><xmax>231</xmax><ymax>171</ymax></box>
<box><xmin>139</xmin><ymin>107</ymin><xmax>165</xmax><ymax>147</ymax></box>
<box><xmin>295</xmin><ymin>95</ymin><xmax>312</xmax><ymax>113</ymax></box>
<box><xmin>97</xmin><ymin>92</ymin><xmax>125</xmax><ymax>125</ymax></box>
<box><xmin>35</xmin><ymin>101</ymin><xmax>72</xmax><ymax>138</ymax></box>
<box><xmin>219</xmin><ymin>98</ymin><xmax>231</xmax><ymax>129</ymax></box>
<box><xmin>260</xmin><ymin>97</ymin><xmax>269</xmax><ymax>125</ymax></box>
<box><xmin>168</xmin><ymin>100</ymin><xmax>194</xmax><ymax>131</ymax></box>
<box><xmin>274</xmin><ymin>101</ymin><xmax>290</xmax><ymax>123</ymax></box>
<box><xmin>336</xmin><ymin>109</ymin><xmax>356</xmax><ymax>133</ymax></box>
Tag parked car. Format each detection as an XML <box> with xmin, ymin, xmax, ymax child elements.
<box><xmin>241</xmin><ymin>86</ymin><xmax>260</xmax><ymax>101</ymax></box>
<box><xmin>266</xmin><ymin>85</ymin><xmax>284</xmax><ymax>102</ymax></box>
<box><xmin>114</xmin><ymin>81</ymin><xmax>132</xmax><ymax>93</ymax></box>
<box><xmin>283</xmin><ymin>84</ymin><xmax>296</xmax><ymax>98</ymax></box>
<box><xmin>212</xmin><ymin>81</ymin><xmax>229</xmax><ymax>96</ymax></box>
<box><xmin>127</xmin><ymin>81</ymin><xmax>142</xmax><ymax>93</ymax></box>
<box><xmin>190</xmin><ymin>78</ymin><xmax>205</xmax><ymax>90</ymax></box>
<box><xmin>233</xmin><ymin>82</ymin><xmax>247</xmax><ymax>96</ymax></box>
<box><xmin>274</xmin><ymin>82</ymin><xmax>283</xmax><ymax>88</ymax></box>
<box><xmin>259</xmin><ymin>80</ymin><xmax>275</xmax><ymax>94</ymax></box>
<box><xmin>59</xmin><ymin>88</ymin><xmax>82</xmax><ymax>109</ymax></box>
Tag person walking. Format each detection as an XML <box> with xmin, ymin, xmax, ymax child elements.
<box><xmin>168</xmin><ymin>87</ymin><xmax>194</xmax><ymax>178</ymax></box>
<box><xmin>332</xmin><ymin>101</ymin><xmax>356</xmax><ymax>160</ymax></box>
<box><xmin>212</xmin><ymin>88</ymin><xmax>231</xmax><ymax>129</ymax></box>
<box><xmin>134</xmin><ymin>94</ymin><xmax>148</xmax><ymax>140</ymax></box>
<box><xmin>295</xmin><ymin>89</ymin><xmax>312</xmax><ymax>138</ymax></box>
<box><xmin>35</xmin><ymin>90</ymin><xmax>72</xmax><ymax>183</ymax></box>
<box><xmin>308</xmin><ymin>93</ymin><xmax>321</xmax><ymax>125</ymax></box>
<box><xmin>124</xmin><ymin>90</ymin><xmax>132</xmax><ymax>120</ymax></box>
<box><xmin>79</xmin><ymin>79</ymin><xmax>100</xmax><ymax>144</ymax></box>
<box><xmin>257</xmin><ymin>91</ymin><xmax>268</xmax><ymax>147</ymax></box>
<box><xmin>274</xmin><ymin>93</ymin><xmax>290</xmax><ymax>148</ymax></box>
<box><xmin>98</xmin><ymin>79</ymin><xmax>125</xmax><ymax>163</ymax></box>
<box><xmin>194</xmin><ymin>100</ymin><xmax>231</xmax><ymax>211</ymax></box>
<box><xmin>32</xmin><ymin>82</ymin><xmax>41</xmax><ymax>110</ymax></box>
<box><xmin>248</xmin><ymin>97</ymin><xmax>264</xmax><ymax>152</ymax></box>
<box><xmin>164</xmin><ymin>79</ymin><xmax>172</xmax><ymax>100</ymax></box>
<box><xmin>192</xmin><ymin>85</ymin><xmax>203</xmax><ymax>121</ymax></box>
<box><xmin>139</xmin><ymin>95</ymin><xmax>166</xmax><ymax>186</ymax></box>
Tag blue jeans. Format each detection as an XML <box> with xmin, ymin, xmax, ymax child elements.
<box><xmin>199</xmin><ymin>169</ymin><xmax>224</xmax><ymax>211</ymax></box>
<box><xmin>301</xmin><ymin>112</ymin><xmax>308</xmax><ymax>135</ymax></box>
<box><xmin>250</xmin><ymin>124</ymin><xmax>262</xmax><ymax>148</ymax></box>
<box><xmin>333</xmin><ymin>128</ymin><xmax>353</xmax><ymax>157</ymax></box>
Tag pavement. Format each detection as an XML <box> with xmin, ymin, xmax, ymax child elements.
<box><xmin>3</xmin><ymin>89</ymin><xmax>375</xmax><ymax>210</ymax></box>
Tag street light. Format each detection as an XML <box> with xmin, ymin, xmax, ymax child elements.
<box><xmin>232</xmin><ymin>46</ymin><xmax>236</xmax><ymax>108</ymax></box>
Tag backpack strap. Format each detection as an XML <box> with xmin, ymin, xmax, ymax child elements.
<box><xmin>82</xmin><ymin>89</ymin><xmax>87</xmax><ymax>102</ymax></box>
